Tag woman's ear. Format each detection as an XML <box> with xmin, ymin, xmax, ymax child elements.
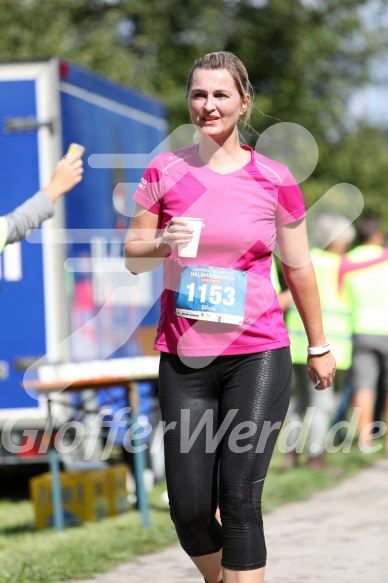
<box><xmin>240</xmin><ymin>94</ymin><xmax>250</xmax><ymax>114</ymax></box>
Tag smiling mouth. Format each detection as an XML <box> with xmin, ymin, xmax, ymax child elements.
<box><xmin>203</xmin><ymin>117</ymin><xmax>219</xmax><ymax>122</ymax></box>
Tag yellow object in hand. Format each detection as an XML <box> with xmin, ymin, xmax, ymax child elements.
<box><xmin>66</xmin><ymin>143</ymin><xmax>85</xmax><ymax>158</ymax></box>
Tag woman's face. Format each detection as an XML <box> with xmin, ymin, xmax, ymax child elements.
<box><xmin>187</xmin><ymin>68</ymin><xmax>249</xmax><ymax>143</ymax></box>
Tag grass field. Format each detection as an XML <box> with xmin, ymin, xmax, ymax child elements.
<box><xmin>0</xmin><ymin>441</ymin><xmax>385</xmax><ymax>583</ymax></box>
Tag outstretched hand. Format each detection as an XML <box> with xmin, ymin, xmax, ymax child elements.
<box><xmin>43</xmin><ymin>154</ymin><xmax>84</xmax><ymax>202</ymax></box>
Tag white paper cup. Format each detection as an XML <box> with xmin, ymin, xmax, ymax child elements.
<box><xmin>178</xmin><ymin>218</ymin><xmax>203</xmax><ymax>258</ymax></box>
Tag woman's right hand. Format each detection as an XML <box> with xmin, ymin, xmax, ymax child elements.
<box><xmin>160</xmin><ymin>217</ymin><xmax>195</xmax><ymax>249</ymax></box>
<box><xmin>124</xmin><ymin>210</ymin><xmax>204</xmax><ymax>274</ymax></box>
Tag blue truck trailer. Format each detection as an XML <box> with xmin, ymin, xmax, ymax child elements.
<box><xmin>0</xmin><ymin>59</ymin><xmax>167</xmax><ymax>467</ymax></box>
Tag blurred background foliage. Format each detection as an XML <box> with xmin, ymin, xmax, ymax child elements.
<box><xmin>1</xmin><ymin>0</ymin><xmax>388</xmax><ymax>226</ymax></box>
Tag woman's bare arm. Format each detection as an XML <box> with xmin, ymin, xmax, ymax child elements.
<box><xmin>277</xmin><ymin>218</ymin><xmax>336</xmax><ymax>389</ymax></box>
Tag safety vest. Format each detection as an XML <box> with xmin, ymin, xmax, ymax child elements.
<box><xmin>0</xmin><ymin>216</ymin><xmax>8</xmax><ymax>254</ymax></box>
<box><xmin>285</xmin><ymin>248</ymin><xmax>352</xmax><ymax>369</ymax></box>
<box><xmin>344</xmin><ymin>245</ymin><xmax>388</xmax><ymax>335</ymax></box>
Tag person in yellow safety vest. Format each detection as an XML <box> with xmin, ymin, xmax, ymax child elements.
<box><xmin>0</xmin><ymin>155</ymin><xmax>83</xmax><ymax>254</ymax></box>
<box><xmin>284</xmin><ymin>214</ymin><xmax>356</xmax><ymax>468</ymax></box>
<box><xmin>342</xmin><ymin>216</ymin><xmax>388</xmax><ymax>452</ymax></box>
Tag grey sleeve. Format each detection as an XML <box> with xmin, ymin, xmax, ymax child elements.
<box><xmin>5</xmin><ymin>191</ymin><xmax>55</xmax><ymax>245</ymax></box>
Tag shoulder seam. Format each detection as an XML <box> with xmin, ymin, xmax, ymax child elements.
<box><xmin>253</xmin><ymin>153</ymin><xmax>284</xmax><ymax>185</ymax></box>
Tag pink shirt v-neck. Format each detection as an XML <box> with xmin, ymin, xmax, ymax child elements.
<box><xmin>134</xmin><ymin>145</ymin><xmax>306</xmax><ymax>357</ymax></box>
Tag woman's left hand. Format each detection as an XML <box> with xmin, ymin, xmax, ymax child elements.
<box><xmin>307</xmin><ymin>352</ymin><xmax>336</xmax><ymax>391</ymax></box>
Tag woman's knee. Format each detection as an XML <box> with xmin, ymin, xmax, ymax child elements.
<box><xmin>220</xmin><ymin>478</ymin><xmax>265</xmax><ymax>524</ymax></box>
<box><xmin>171</xmin><ymin>505</ymin><xmax>222</xmax><ymax>556</ymax></box>
<box><xmin>171</xmin><ymin>502</ymin><xmax>211</xmax><ymax>531</ymax></box>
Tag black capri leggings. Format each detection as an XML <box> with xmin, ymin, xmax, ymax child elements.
<box><xmin>158</xmin><ymin>347</ymin><xmax>292</xmax><ymax>571</ymax></box>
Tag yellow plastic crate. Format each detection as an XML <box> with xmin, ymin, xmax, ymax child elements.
<box><xmin>29</xmin><ymin>472</ymin><xmax>81</xmax><ymax>529</ymax></box>
<box><xmin>105</xmin><ymin>464</ymin><xmax>129</xmax><ymax>516</ymax></box>
<box><xmin>71</xmin><ymin>470</ymin><xmax>109</xmax><ymax>522</ymax></box>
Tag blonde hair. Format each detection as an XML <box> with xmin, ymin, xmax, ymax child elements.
<box><xmin>186</xmin><ymin>51</ymin><xmax>254</xmax><ymax>128</ymax></box>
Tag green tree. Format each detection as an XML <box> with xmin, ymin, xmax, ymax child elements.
<box><xmin>322</xmin><ymin>125</ymin><xmax>388</xmax><ymax>226</ymax></box>
<box><xmin>1</xmin><ymin>0</ymin><xmax>387</xmax><ymax>133</ymax></box>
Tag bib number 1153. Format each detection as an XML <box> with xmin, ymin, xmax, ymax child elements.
<box><xmin>175</xmin><ymin>265</ymin><xmax>247</xmax><ymax>325</ymax></box>
<box><xmin>186</xmin><ymin>282</ymin><xmax>236</xmax><ymax>306</ymax></box>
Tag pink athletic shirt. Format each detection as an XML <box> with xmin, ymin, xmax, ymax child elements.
<box><xmin>133</xmin><ymin>145</ymin><xmax>306</xmax><ymax>357</ymax></box>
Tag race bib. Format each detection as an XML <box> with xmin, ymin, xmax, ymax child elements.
<box><xmin>175</xmin><ymin>265</ymin><xmax>247</xmax><ymax>325</ymax></box>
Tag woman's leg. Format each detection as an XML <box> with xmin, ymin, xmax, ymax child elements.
<box><xmin>158</xmin><ymin>353</ymin><xmax>223</xmax><ymax>583</ymax></box>
<box><xmin>192</xmin><ymin>551</ymin><xmax>223</xmax><ymax>583</ymax></box>
<box><xmin>217</xmin><ymin>348</ymin><xmax>292</xmax><ymax>582</ymax></box>
<box><xmin>158</xmin><ymin>349</ymin><xmax>291</xmax><ymax>582</ymax></box>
